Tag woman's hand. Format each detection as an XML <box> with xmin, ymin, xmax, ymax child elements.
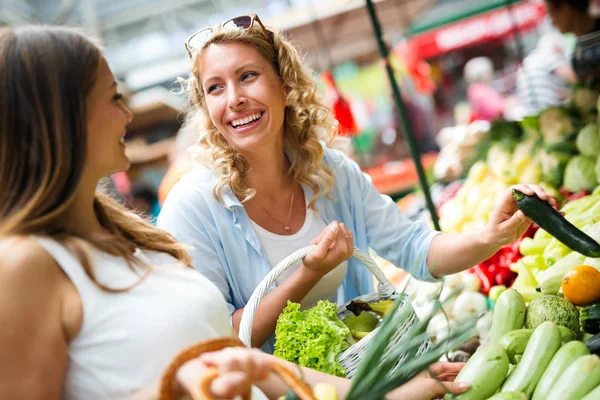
<box><xmin>176</xmin><ymin>347</ymin><xmax>271</xmax><ymax>399</ymax></box>
<box><xmin>483</xmin><ymin>184</ymin><xmax>557</xmax><ymax>247</ymax></box>
<box><xmin>302</xmin><ymin>221</ymin><xmax>354</xmax><ymax>279</ymax></box>
<box><xmin>387</xmin><ymin>362</ymin><xmax>469</xmax><ymax>400</ymax></box>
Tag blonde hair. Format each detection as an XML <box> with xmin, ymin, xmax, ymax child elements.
<box><xmin>0</xmin><ymin>26</ymin><xmax>191</xmax><ymax>292</ymax></box>
<box><xmin>184</xmin><ymin>24</ymin><xmax>336</xmax><ymax>209</ymax></box>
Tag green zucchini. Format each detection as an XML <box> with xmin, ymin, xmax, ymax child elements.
<box><xmin>586</xmin><ymin>333</ymin><xmax>600</xmax><ymax>355</ymax></box>
<box><xmin>512</xmin><ymin>189</ymin><xmax>600</xmax><ymax>258</ymax></box>
<box><xmin>487</xmin><ymin>393</ymin><xmax>528</xmax><ymax>400</ymax></box>
<box><xmin>532</xmin><ymin>340</ymin><xmax>590</xmax><ymax>400</ymax></box>
<box><xmin>500</xmin><ymin>321</ymin><xmax>562</xmax><ymax>396</ymax></box>
<box><xmin>582</xmin><ymin>301</ymin><xmax>600</xmax><ymax>334</ymax></box>
<box><xmin>445</xmin><ymin>345</ymin><xmax>510</xmax><ymax>400</ymax></box>
<box><xmin>546</xmin><ymin>355</ymin><xmax>600</xmax><ymax>400</ymax></box>
<box><xmin>498</xmin><ymin>327</ymin><xmax>573</xmax><ymax>364</ymax></box>
<box><xmin>558</xmin><ymin>326</ymin><xmax>577</xmax><ymax>343</ymax></box>
<box><xmin>581</xmin><ymin>383</ymin><xmax>600</xmax><ymax>400</ymax></box>
<box><xmin>500</xmin><ymin>329</ymin><xmax>532</xmax><ymax>364</ymax></box>
<box><xmin>488</xmin><ymin>289</ymin><xmax>526</xmax><ymax>346</ymax></box>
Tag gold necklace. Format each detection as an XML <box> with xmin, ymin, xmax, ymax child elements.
<box><xmin>253</xmin><ymin>191</ymin><xmax>295</xmax><ymax>231</ymax></box>
<box><xmin>241</xmin><ymin>178</ymin><xmax>296</xmax><ymax>231</ymax></box>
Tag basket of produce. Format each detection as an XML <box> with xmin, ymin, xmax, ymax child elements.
<box><xmin>238</xmin><ymin>245</ymin><xmax>430</xmax><ymax>378</ymax></box>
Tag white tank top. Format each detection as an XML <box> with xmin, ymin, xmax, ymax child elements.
<box><xmin>32</xmin><ymin>237</ymin><xmax>234</xmax><ymax>400</ymax></box>
<box><xmin>251</xmin><ymin>205</ymin><xmax>348</xmax><ymax>310</ymax></box>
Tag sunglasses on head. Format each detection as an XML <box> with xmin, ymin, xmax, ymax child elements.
<box><xmin>184</xmin><ymin>14</ymin><xmax>269</xmax><ymax>58</ymax></box>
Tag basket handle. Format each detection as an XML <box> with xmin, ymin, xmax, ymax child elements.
<box><xmin>239</xmin><ymin>245</ymin><xmax>396</xmax><ymax>347</ymax></box>
<box><xmin>159</xmin><ymin>337</ymin><xmax>317</xmax><ymax>400</ymax></box>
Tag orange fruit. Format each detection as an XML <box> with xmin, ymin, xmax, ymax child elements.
<box><xmin>562</xmin><ymin>265</ymin><xmax>600</xmax><ymax>306</ymax></box>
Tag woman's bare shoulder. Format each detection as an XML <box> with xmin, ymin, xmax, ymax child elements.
<box><xmin>0</xmin><ymin>236</ymin><xmax>60</xmax><ymax>281</ymax></box>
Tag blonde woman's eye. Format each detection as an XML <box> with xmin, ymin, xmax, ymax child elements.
<box><xmin>241</xmin><ymin>72</ymin><xmax>258</xmax><ymax>81</ymax></box>
<box><xmin>207</xmin><ymin>84</ymin><xmax>221</xmax><ymax>94</ymax></box>
<box><xmin>113</xmin><ymin>93</ymin><xmax>123</xmax><ymax>101</ymax></box>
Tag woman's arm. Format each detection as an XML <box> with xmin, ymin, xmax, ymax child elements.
<box><xmin>231</xmin><ymin>221</ymin><xmax>354</xmax><ymax>347</ymax></box>
<box><xmin>427</xmin><ymin>184</ymin><xmax>555</xmax><ymax>277</ymax></box>
<box><xmin>0</xmin><ymin>238</ymin><xmax>69</xmax><ymax>399</ymax></box>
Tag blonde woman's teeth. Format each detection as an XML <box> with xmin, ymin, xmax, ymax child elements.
<box><xmin>231</xmin><ymin>112</ymin><xmax>262</xmax><ymax>127</ymax></box>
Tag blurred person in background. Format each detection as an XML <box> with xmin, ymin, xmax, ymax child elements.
<box><xmin>545</xmin><ymin>0</ymin><xmax>599</xmax><ymax>38</ymax></box>
<box><xmin>0</xmin><ymin>24</ymin><xmax>474</xmax><ymax>400</ymax></box>
<box><xmin>158</xmin><ymin>14</ymin><xmax>554</xmax><ymax>356</ymax></box>
<box><xmin>516</xmin><ymin>31</ymin><xmax>577</xmax><ymax>116</ymax></box>
<box><xmin>463</xmin><ymin>56</ymin><xmax>505</xmax><ymax>122</ymax></box>
<box><xmin>545</xmin><ymin>0</ymin><xmax>600</xmax><ymax>85</ymax></box>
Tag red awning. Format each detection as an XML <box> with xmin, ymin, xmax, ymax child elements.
<box><xmin>405</xmin><ymin>1</ymin><xmax>547</xmax><ymax>60</ymax></box>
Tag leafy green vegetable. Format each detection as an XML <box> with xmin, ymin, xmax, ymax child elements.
<box><xmin>488</xmin><ymin>119</ymin><xmax>524</xmax><ymax>142</ymax></box>
<box><xmin>563</xmin><ymin>155</ymin><xmax>597</xmax><ymax>192</ymax></box>
<box><xmin>274</xmin><ymin>300</ymin><xmax>352</xmax><ymax>377</ymax></box>
<box><xmin>576</xmin><ymin>124</ymin><xmax>600</xmax><ymax>156</ymax></box>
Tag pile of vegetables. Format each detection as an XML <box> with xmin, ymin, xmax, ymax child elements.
<box><xmin>449</xmin><ymin>289</ymin><xmax>600</xmax><ymax>400</ymax></box>
<box><xmin>439</xmin><ymin>86</ymin><xmax>600</xmax><ymax>237</ymax></box>
<box><xmin>509</xmin><ymin>187</ymin><xmax>600</xmax><ymax>302</ymax></box>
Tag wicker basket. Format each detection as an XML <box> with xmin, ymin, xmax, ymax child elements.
<box><xmin>239</xmin><ymin>245</ymin><xmax>430</xmax><ymax>378</ymax></box>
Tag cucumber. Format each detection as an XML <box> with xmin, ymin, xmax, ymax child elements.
<box><xmin>487</xmin><ymin>393</ymin><xmax>528</xmax><ymax>400</ymax></box>
<box><xmin>500</xmin><ymin>329</ymin><xmax>532</xmax><ymax>364</ymax></box>
<box><xmin>500</xmin><ymin>321</ymin><xmax>562</xmax><ymax>396</ymax></box>
<box><xmin>445</xmin><ymin>345</ymin><xmax>510</xmax><ymax>400</ymax></box>
<box><xmin>546</xmin><ymin>355</ymin><xmax>600</xmax><ymax>400</ymax></box>
<box><xmin>532</xmin><ymin>340</ymin><xmax>590</xmax><ymax>400</ymax></box>
<box><xmin>488</xmin><ymin>289</ymin><xmax>526</xmax><ymax>346</ymax></box>
<box><xmin>512</xmin><ymin>189</ymin><xmax>600</xmax><ymax>258</ymax></box>
<box><xmin>581</xmin><ymin>383</ymin><xmax>600</xmax><ymax>400</ymax></box>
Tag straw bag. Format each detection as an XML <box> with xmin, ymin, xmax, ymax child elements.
<box><xmin>239</xmin><ymin>245</ymin><xmax>429</xmax><ymax>378</ymax></box>
<box><xmin>159</xmin><ymin>337</ymin><xmax>317</xmax><ymax>400</ymax></box>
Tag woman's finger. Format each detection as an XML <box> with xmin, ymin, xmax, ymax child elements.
<box><xmin>428</xmin><ymin>362</ymin><xmax>465</xmax><ymax>376</ymax></box>
<box><xmin>210</xmin><ymin>371</ymin><xmax>252</xmax><ymax>398</ymax></box>
<box><xmin>309</xmin><ymin>222</ymin><xmax>339</xmax><ymax>260</ymax></box>
<box><xmin>433</xmin><ymin>380</ymin><xmax>470</xmax><ymax>396</ymax></box>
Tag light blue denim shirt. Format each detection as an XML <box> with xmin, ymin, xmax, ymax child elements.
<box><xmin>157</xmin><ymin>147</ymin><xmax>440</xmax><ymax>352</ymax></box>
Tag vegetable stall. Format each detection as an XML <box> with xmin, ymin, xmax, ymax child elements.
<box><xmin>263</xmin><ymin>88</ymin><xmax>600</xmax><ymax>399</ymax></box>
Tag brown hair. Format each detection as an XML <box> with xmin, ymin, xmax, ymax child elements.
<box><xmin>184</xmin><ymin>24</ymin><xmax>336</xmax><ymax>209</ymax></box>
<box><xmin>545</xmin><ymin>0</ymin><xmax>590</xmax><ymax>12</ymax></box>
<box><xmin>0</xmin><ymin>25</ymin><xmax>191</xmax><ymax>291</ymax></box>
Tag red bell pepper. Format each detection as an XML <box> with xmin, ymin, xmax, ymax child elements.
<box><xmin>470</xmin><ymin>264</ymin><xmax>493</xmax><ymax>295</ymax></box>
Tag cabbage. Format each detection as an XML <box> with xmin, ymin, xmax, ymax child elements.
<box><xmin>563</xmin><ymin>155</ymin><xmax>597</xmax><ymax>192</ymax></box>
<box><xmin>539</xmin><ymin>149</ymin><xmax>570</xmax><ymax>188</ymax></box>
<box><xmin>576</xmin><ymin>124</ymin><xmax>600</xmax><ymax>156</ymax></box>
<box><xmin>572</xmin><ymin>86</ymin><xmax>599</xmax><ymax>117</ymax></box>
<box><xmin>274</xmin><ymin>301</ymin><xmax>352</xmax><ymax>377</ymax></box>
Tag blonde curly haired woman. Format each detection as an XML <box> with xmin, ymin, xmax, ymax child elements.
<box><xmin>158</xmin><ymin>15</ymin><xmax>554</xmax><ymax>352</ymax></box>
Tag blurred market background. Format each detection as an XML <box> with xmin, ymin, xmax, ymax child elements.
<box><xmin>4</xmin><ymin>0</ymin><xmax>598</xmax><ymax>229</ymax></box>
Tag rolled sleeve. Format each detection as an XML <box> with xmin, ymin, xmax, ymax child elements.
<box><xmin>346</xmin><ymin>157</ymin><xmax>441</xmax><ymax>282</ymax></box>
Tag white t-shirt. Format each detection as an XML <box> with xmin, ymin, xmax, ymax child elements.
<box><xmin>32</xmin><ymin>237</ymin><xmax>267</xmax><ymax>400</ymax></box>
<box><xmin>251</xmin><ymin>198</ymin><xmax>348</xmax><ymax>310</ymax></box>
